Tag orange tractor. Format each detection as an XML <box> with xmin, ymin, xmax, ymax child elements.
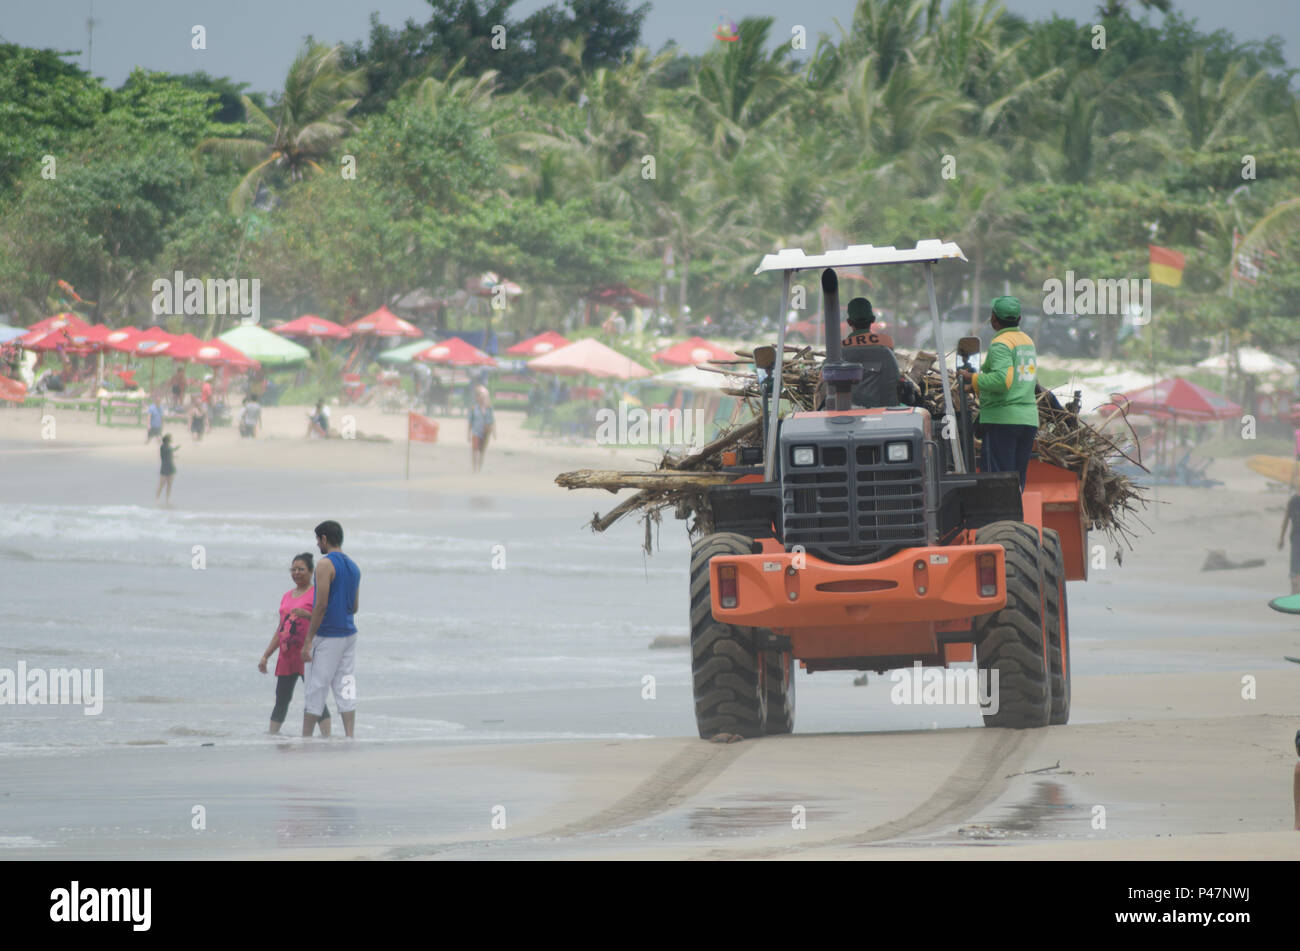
<box><xmin>691</xmin><ymin>241</ymin><xmax>1086</xmax><ymax>737</ymax></box>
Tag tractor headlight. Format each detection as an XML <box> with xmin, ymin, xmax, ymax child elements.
<box><xmin>885</xmin><ymin>441</ymin><xmax>911</xmax><ymax>463</ymax></box>
<box><xmin>791</xmin><ymin>446</ymin><xmax>816</xmax><ymax>466</ymax></box>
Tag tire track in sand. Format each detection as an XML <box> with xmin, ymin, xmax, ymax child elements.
<box><xmin>701</xmin><ymin>727</ymin><xmax>1032</xmax><ymax>859</ymax></box>
<box><xmin>543</xmin><ymin>739</ymin><xmax>752</xmax><ymax>838</ymax></box>
<box><xmin>384</xmin><ymin>740</ymin><xmax>751</xmax><ymax>858</ymax></box>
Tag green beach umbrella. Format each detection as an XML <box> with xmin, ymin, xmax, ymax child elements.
<box><xmin>377</xmin><ymin>338</ymin><xmax>435</xmax><ymax>365</ymax></box>
<box><xmin>218</xmin><ymin>324</ymin><xmax>310</xmax><ymax>366</ymax></box>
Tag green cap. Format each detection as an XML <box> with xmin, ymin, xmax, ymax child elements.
<box><xmin>991</xmin><ymin>296</ymin><xmax>1021</xmax><ymax>323</ymax></box>
<box><xmin>846</xmin><ymin>297</ymin><xmax>874</xmax><ymax>329</ymax></box>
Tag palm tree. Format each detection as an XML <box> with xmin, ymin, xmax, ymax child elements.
<box><xmin>411</xmin><ymin>58</ymin><xmax>499</xmax><ymax>115</ymax></box>
<box><xmin>689</xmin><ymin>17</ymin><xmax>796</xmax><ymax>159</ymax></box>
<box><xmin>199</xmin><ymin>42</ymin><xmax>365</xmax><ymax>213</ymax></box>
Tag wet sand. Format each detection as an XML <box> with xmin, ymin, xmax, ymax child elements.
<box><xmin>2</xmin><ymin>402</ymin><xmax>1299</xmax><ymax>859</ymax></box>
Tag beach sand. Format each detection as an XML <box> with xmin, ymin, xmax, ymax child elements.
<box><xmin>1</xmin><ymin>400</ymin><xmax>1298</xmax><ymax>860</ymax></box>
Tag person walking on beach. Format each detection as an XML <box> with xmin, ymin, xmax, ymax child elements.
<box><xmin>1277</xmin><ymin>488</ymin><xmax>1300</xmax><ymax>595</ymax></box>
<box><xmin>170</xmin><ymin>367</ymin><xmax>186</xmax><ymax>409</ymax></box>
<box><xmin>468</xmin><ymin>385</ymin><xmax>495</xmax><ymax>473</ymax></box>
<box><xmin>258</xmin><ymin>553</ymin><xmax>330</xmax><ymax>735</ymax></box>
<box><xmin>300</xmin><ymin>520</ymin><xmax>360</xmax><ymax>738</ymax></box>
<box><xmin>305</xmin><ymin>400</ymin><xmax>330</xmax><ymax>439</ymax></box>
<box><xmin>145</xmin><ymin>397</ymin><xmax>163</xmax><ymax>443</ymax></box>
<box><xmin>189</xmin><ymin>398</ymin><xmax>207</xmax><ymax>442</ymax></box>
<box><xmin>239</xmin><ymin>396</ymin><xmax>262</xmax><ymax>438</ymax></box>
<box><xmin>156</xmin><ymin>434</ymin><xmax>179</xmax><ymax>505</ymax></box>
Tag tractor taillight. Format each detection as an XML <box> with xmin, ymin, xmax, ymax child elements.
<box><xmin>976</xmin><ymin>553</ymin><xmax>997</xmax><ymax>597</ymax></box>
<box><xmin>718</xmin><ymin>565</ymin><xmax>738</xmax><ymax>608</ymax></box>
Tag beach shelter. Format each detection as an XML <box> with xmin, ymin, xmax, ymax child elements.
<box><xmin>377</xmin><ymin>338</ymin><xmax>436</xmax><ymax>364</ymax></box>
<box><xmin>652</xmin><ymin>336</ymin><xmax>739</xmax><ymax>367</ymax></box>
<box><xmin>168</xmin><ymin>333</ymin><xmax>205</xmax><ymax>362</ymax></box>
<box><xmin>195</xmin><ymin>339</ymin><xmax>258</xmax><ymax>369</ymax></box>
<box><xmin>506</xmin><ymin>331</ymin><xmax>570</xmax><ymax>357</ymax></box>
<box><xmin>529</xmin><ymin>337</ymin><xmax>651</xmax><ymax>380</ymax></box>
<box><xmin>1113</xmin><ymin>377</ymin><xmax>1241</xmax><ymax>421</ymax></box>
<box><xmin>219</xmin><ymin>324</ymin><xmax>310</xmax><ymax>366</ymax></box>
<box><xmin>20</xmin><ymin>327</ymin><xmax>80</xmax><ymax>352</ymax></box>
<box><xmin>103</xmin><ymin>327</ymin><xmax>142</xmax><ymax>353</ymax></box>
<box><xmin>24</xmin><ymin>313</ymin><xmax>89</xmax><ymax>336</ymax></box>
<box><xmin>273</xmin><ymin>315</ymin><xmax>352</xmax><ymax>339</ymax></box>
<box><xmin>345</xmin><ymin>306</ymin><xmax>421</xmax><ymax>338</ymax></box>
<box><xmin>413</xmin><ymin>336</ymin><xmax>498</xmax><ymax>367</ymax></box>
<box><xmin>1115</xmin><ymin>377</ymin><xmax>1242</xmax><ymax>469</ymax></box>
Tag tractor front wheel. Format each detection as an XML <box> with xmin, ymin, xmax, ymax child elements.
<box><xmin>690</xmin><ymin>532</ymin><xmax>767</xmax><ymax>739</ymax></box>
<box><xmin>973</xmin><ymin>521</ymin><xmax>1051</xmax><ymax>728</ymax></box>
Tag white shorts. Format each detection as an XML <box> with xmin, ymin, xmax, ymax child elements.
<box><xmin>305</xmin><ymin>634</ymin><xmax>356</xmax><ymax>716</ymax></box>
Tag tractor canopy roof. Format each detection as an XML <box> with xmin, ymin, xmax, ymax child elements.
<box><xmin>755</xmin><ymin>240</ymin><xmax>967</xmax><ymax>275</ymax></box>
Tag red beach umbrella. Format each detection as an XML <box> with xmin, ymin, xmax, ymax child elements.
<box><xmin>652</xmin><ymin>336</ymin><xmax>739</xmax><ymax>367</ymax></box>
<box><xmin>24</xmin><ymin>313</ymin><xmax>90</xmax><ymax>337</ymax></box>
<box><xmin>273</xmin><ymin>315</ymin><xmax>352</xmax><ymax>339</ymax></box>
<box><xmin>345</xmin><ymin>306</ymin><xmax>421</xmax><ymax>338</ymax></box>
<box><xmin>529</xmin><ymin>338</ymin><xmax>651</xmax><ymax>380</ymax></box>
<box><xmin>506</xmin><ymin>331</ymin><xmax>571</xmax><ymax>357</ymax></box>
<box><xmin>1113</xmin><ymin>377</ymin><xmax>1242</xmax><ymax>421</ymax></box>
<box><xmin>413</xmin><ymin>336</ymin><xmax>498</xmax><ymax>367</ymax></box>
<box><xmin>194</xmin><ymin>339</ymin><xmax>258</xmax><ymax>369</ymax></box>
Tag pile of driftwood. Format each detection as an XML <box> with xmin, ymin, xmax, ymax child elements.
<box><xmin>556</xmin><ymin>348</ymin><xmax>1149</xmax><ymax>548</ymax></box>
<box><xmin>555</xmin><ymin>417</ymin><xmax>761</xmax><ymax>547</ymax></box>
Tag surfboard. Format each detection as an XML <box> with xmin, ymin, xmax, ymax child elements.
<box><xmin>1268</xmin><ymin>593</ymin><xmax>1300</xmax><ymax>614</ymax></box>
<box><xmin>1246</xmin><ymin>454</ymin><xmax>1300</xmax><ymax>486</ymax></box>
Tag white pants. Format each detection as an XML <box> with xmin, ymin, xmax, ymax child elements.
<box><xmin>305</xmin><ymin>634</ymin><xmax>356</xmax><ymax>716</ymax></box>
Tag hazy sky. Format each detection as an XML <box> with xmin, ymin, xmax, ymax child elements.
<box><xmin>2</xmin><ymin>0</ymin><xmax>1296</xmax><ymax>95</ymax></box>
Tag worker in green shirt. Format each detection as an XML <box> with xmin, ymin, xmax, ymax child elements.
<box><xmin>959</xmin><ymin>296</ymin><xmax>1038</xmax><ymax>490</ymax></box>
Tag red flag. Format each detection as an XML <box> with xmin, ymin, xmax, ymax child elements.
<box><xmin>408</xmin><ymin>412</ymin><xmax>439</xmax><ymax>443</ymax></box>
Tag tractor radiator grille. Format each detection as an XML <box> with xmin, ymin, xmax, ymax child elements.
<box><xmin>782</xmin><ymin>442</ymin><xmax>926</xmax><ymax>563</ymax></box>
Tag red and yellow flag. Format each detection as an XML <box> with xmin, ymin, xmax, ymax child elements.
<box><xmin>1148</xmin><ymin>244</ymin><xmax>1185</xmax><ymax>287</ymax></box>
<box><xmin>408</xmin><ymin>411</ymin><xmax>439</xmax><ymax>443</ymax></box>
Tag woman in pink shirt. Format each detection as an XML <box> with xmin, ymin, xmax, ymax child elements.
<box><xmin>258</xmin><ymin>553</ymin><xmax>331</xmax><ymax>734</ymax></box>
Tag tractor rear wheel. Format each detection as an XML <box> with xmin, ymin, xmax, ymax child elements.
<box><xmin>690</xmin><ymin>532</ymin><xmax>767</xmax><ymax>738</ymax></box>
<box><xmin>763</xmin><ymin>648</ymin><xmax>796</xmax><ymax>735</ymax></box>
<box><xmin>1043</xmin><ymin>528</ymin><xmax>1071</xmax><ymax>725</ymax></box>
<box><xmin>973</xmin><ymin>520</ymin><xmax>1051</xmax><ymax>728</ymax></box>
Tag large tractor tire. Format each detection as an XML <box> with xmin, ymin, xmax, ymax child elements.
<box><xmin>973</xmin><ymin>520</ymin><xmax>1051</xmax><ymax>729</ymax></box>
<box><xmin>690</xmin><ymin>533</ymin><xmax>767</xmax><ymax>738</ymax></box>
<box><xmin>1042</xmin><ymin>528</ymin><xmax>1071</xmax><ymax>725</ymax></box>
<box><xmin>762</xmin><ymin>647</ymin><xmax>796</xmax><ymax>735</ymax></box>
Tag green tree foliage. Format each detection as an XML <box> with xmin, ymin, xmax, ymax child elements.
<box><xmin>0</xmin><ymin>45</ymin><xmax>104</xmax><ymax>194</ymax></box>
<box><xmin>341</xmin><ymin>0</ymin><xmax>648</xmax><ymax>114</ymax></box>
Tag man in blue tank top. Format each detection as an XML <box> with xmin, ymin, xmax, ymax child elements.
<box><xmin>301</xmin><ymin>520</ymin><xmax>361</xmax><ymax>737</ymax></box>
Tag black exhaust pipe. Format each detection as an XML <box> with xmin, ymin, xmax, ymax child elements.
<box><xmin>820</xmin><ymin>268</ymin><xmax>861</xmax><ymax>411</ymax></box>
<box><xmin>821</xmin><ymin>268</ymin><xmax>841</xmax><ymax>365</ymax></box>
